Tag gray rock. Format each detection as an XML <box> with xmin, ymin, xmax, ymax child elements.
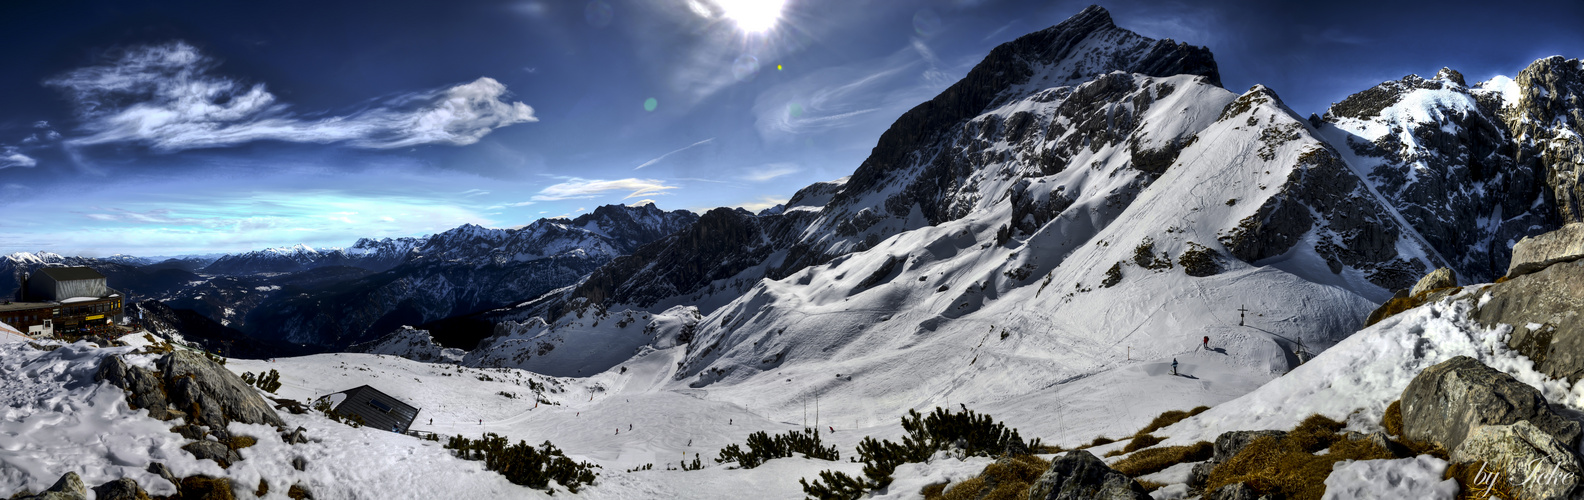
<box><xmin>1211</xmin><ymin>430</ymin><xmax>1287</xmax><ymax>463</ymax></box>
<box><xmin>94</xmin><ymin>356</ymin><xmax>174</xmax><ymax>420</ymax></box>
<box><xmin>182</xmin><ymin>440</ymin><xmax>242</xmax><ymax>469</ymax></box>
<box><xmin>1206</xmin><ymin>482</ymin><xmax>1273</xmax><ymax>500</ymax></box>
<box><xmin>292</xmin><ymin>456</ymin><xmax>309</xmax><ymax>471</ymax></box>
<box><xmin>1451</xmin><ymin>421</ymin><xmax>1581</xmax><ymax>500</ymax></box>
<box><xmin>1411</xmin><ymin>267</ymin><xmax>1457</xmax><ymax>296</ymax></box>
<box><xmin>170</xmin><ymin>424</ymin><xmax>205</xmax><ymax>440</ymax></box>
<box><xmin>1025</xmin><ymin>450</ymin><xmax>1150</xmax><ymax>500</ymax></box>
<box><xmin>91</xmin><ymin>478</ymin><xmax>150</xmax><ymax>500</ymax></box>
<box><xmin>15</xmin><ymin>472</ymin><xmax>87</xmax><ymax>500</ymax></box>
<box><xmin>145</xmin><ymin>462</ymin><xmax>178</xmax><ymax>493</ymax></box>
<box><xmin>1400</xmin><ymin>356</ymin><xmax>1580</xmax><ymax>452</ymax></box>
<box><xmin>159</xmin><ymin>350</ymin><xmax>285</xmax><ymax>428</ymax></box>
<box><xmin>98</xmin><ymin>351</ymin><xmax>284</xmax><ymax>430</ymax></box>
<box><xmin>1508</xmin><ymin>222</ymin><xmax>1584</xmax><ymax>278</ymax></box>
<box><xmin>1474</xmin><ymin>260</ymin><xmax>1584</xmax><ymax>383</ymax></box>
<box><xmin>1188</xmin><ymin>430</ymin><xmax>1289</xmax><ymax>491</ymax></box>
<box><xmin>282</xmin><ymin>426</ymin><xmax>309</xmax><ymax>445</ymax></box>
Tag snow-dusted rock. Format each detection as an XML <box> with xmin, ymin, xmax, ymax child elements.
<box><xmin>90</xmin><ymin>478</ymin><xmax>150</xmax><ymax>500</ymax></box>
<box><xmin>1399</xmin><ymin>356</ymin><xmax>1579</xmax><ymax>452</ymax></box>
<box><xmin>1450</xmin><ymin>421</ymin><xmax>1581</xmax><ymax>500</ymax></box>
<box><xmin>1410</xmin><ymin>267</ymin><xmax>1457</xmax><ymax>296</ymax></box>
<box><xmin>1474</xmin><ymin>259</ymin><xmax>1584</xmax><ymax>383</ymax></box>
<box><xmin>98</xmin><ymin>350</ymin><xmax>285</xmax><ymax>429</ymax></box>
<box><xmin>348</xmin><ymin>326</ymin><xmax>464</xmax><ymax>363</ymax></box>
<box><xmin>14</xmin><ymin>472</ymin><xmax>87</xmax><ymax>500</ymax></box>
<box><xmin>1027</xmin><ymin>450</ymin><xmax>1148</xmax><ymax>500</ymax></box>
<box><xmin>1507</xmin><ymin>222</ymin><xmax>1584</xmax><ymax>278</ymax></box>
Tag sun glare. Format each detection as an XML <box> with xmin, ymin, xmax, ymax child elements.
<box><xmin>716</xmin><ymin>0</ymin><xmax>787</xmax><ymax>33</ymax></box>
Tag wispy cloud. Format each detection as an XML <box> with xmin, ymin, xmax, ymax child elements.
<box><xmin>44</xmin><ymin>41</ymin><xmax>537</xmax><ymax>152</ymax></box>
<box><xmin>753</xmin><ymin>38</ymin><xmax>963</xmax><ymax>142</ymax></box>
<box><xmin>739</xmin><ymin>162</ymin><xmax>800</xmax><ymax>182</ymax></box>
<box><xmin>1</xmin><ymin>148</ymin><xmax>36</xmax><ymax>169</ymax></box>
<box><xmin>527</xmin><ymin>177</ymin><xmax>677</xmax><ymax>202</ymax></box>
<box><xmin>636</xmin><ymin>137</ymin><xmax>715</xmax><ymax>169</ymax></box>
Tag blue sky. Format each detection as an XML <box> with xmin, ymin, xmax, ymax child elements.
<box><xmin>2</xmin><ymin>0</ymin><xmax>1581</xmax><ymax>256</ymax></box>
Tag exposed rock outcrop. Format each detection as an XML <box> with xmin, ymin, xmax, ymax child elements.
<box><xmin>96</xmin><ymin>350</ymin><xmax>284</xmax><ymax>429</ymax></box>
<box><xmin>1025</xmin><ymin>450</ymin><xmax>1150</xmax><ymax>500</ymax></box>
<box><xmin>1475</xmin><ymin>259</ymin><xmax>1584</xmax><ymax>382</ymax></box>
<box><xmin>1410</xmin><ymin>267</ymin><xmax>1457</xmax><ymax>296</ymax></box>
<box><xmin>1507</xmin><ymin>222</ymin><xmax>1584</xmax><ymax>278</ymax></box>
<box><xmin>1399</xmin><ymin>356</ymin><xmax>1580</xmax><ymax>452</ymax></box>
<box><xmin>1188</xmin><ymin>430</ymin><xmax>1288</xmax><ymax>490</ymax></box>
<box><xmin>1508</xmin><ymin>57</ymin><xmax>1584</xmax><ymax>225</ymax></box>
<box><xmin>14</xmin><ymin>472</ymin><xmax>87</xmax><ymax>500</ymax></box>
<box><xmin>1205</xmin><ymin>482</ymin><xmax>1271</xmax><ymax>500</ymax></box>
<box><xmin>1450</xmin><ymin>420</ymin><xmax>1581</xmax><ymax>500</ymax></box>
<box><xmin>91</xmin><ymin>478</ymin><xmax>151</xmax><ymax>500</ymax></box>
<box><xmin>182</xmin><ymin>440</ymin><xmax>243</xmax><ymax>469</ymax></box>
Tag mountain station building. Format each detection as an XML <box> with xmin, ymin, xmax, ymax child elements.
<box><xmin>3</xmin><ymin>266</ymin><xmax>124</xmax><ymax>337</ymax></box>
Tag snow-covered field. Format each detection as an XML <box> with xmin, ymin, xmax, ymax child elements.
<box><xmin>5</xmin><ymin>287</ymin><xmax>1579</xmax><ymax>499</ymax></box>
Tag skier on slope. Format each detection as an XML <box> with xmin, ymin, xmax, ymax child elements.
<box><xmin>1171</xmin><ymin>358</ymin><xmax>1178</xmax><ymax>376</ymax></box>
<box><xmin>1203</xmin><ymin>336</ymin><xmax>1209</xmax><ymax>350</ymax></box>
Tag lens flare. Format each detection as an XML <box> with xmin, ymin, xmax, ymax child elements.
<box><xmin>731</xmin><ymin>55</ymin><xmax>761</xmax><ymax>81</ymax></box>
<box><xmin>716</xmin><ymin>0</ymin><xmax>786</xmax><ymax>33</ymax></box>
<box><xmin>643</xmin><ymin>98</ymin><xmax>658</xmax><ymax>112</ymax></box>
<box><xmin>585</xmin><ymin>1</ymin><xmax>613</xmax><ymax>27</ymax></box>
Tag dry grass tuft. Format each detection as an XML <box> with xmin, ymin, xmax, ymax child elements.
<box><xmin>1080</xmin><ymin>436</ymin><xmax>1115</xmax><ymax>449</ymax></box>
<box><xmin>1110</xmin><ymin>441</ymin><xmax>1214</xmax><ymax>477</ymax></box>
<box><xmin>1446</xmin><ymin>461</ymin><xmax>1519</xmax><ymax>500</ymax></box>
<box><xmin>938</xmin><ymin>454</ymin><xmax>1050</xmax><ymax>500</ymax></box>
<box><xmin>1136</xmin><ymin>480</ymin><xmax>1166</xmax><ymax>492</ymax></box>
<box><xmin>229</xmin><ymin>435</ymin><xmax>258</xmax><ymax>450</ymax></box>
<box><xmin>1381</xmin><ymin>400</ymin><xmax>1403</xmax><ymax>437</ymax></box>
<box><xmin>1204</xmin><ymin>414</ymin><xmax>1399</xmax><ymax>500</ymax></box>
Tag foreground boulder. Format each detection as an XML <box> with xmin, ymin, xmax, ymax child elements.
<box><xmin>91</xmin><ymin>478</ymin><xmax>151</xmax><ymax>500</ymax></box>
<box><xmin>1450</xmin><ymin>421</ymin><xmax>1581</xmax><ymax>500</ymax></box>
<box><xmin>1400</xmin><ymin>356</ymin><xmax>1580</xmax><ymax>452</ymax></box>
<box><xmin>1474</xmin><ymin>259</ymin><xmax>1584</xmax><ymax>383</ymax></box>
<box><xmin>1025</xmin><ymin>450</ymin><xmax>1149</xmax><ymax>500</ymax></box>
<box><xmin>96</xmin><ymin>350</ymin><xmax>284</xmax><ymax>429</ymax></box>
<box><xmin>15</xmin><ymin>472</ymin><xmax>87</xmax><ymax>500</ymax></box>
<box><xmin>1410</xmin><ymin>267</ymin><xmax>1457</xmax><ymax>296</ymax></box>
<box><xmin>1506</xmin><ymin>222</ymin><xmax>1584</xmax><ymax>278</ymax></box>
<box><xmin>1189</xmin><ymin>430</ymin><xmax>1287</xmax><ymax>490</ymax></box>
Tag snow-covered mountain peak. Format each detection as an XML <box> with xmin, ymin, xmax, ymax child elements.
<box><xmin>2</xmin><ymin>251</ymin><xmax>65</xmax><ymax>265</ymax></box>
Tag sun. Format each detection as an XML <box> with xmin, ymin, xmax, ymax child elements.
<box><xmin>715</xmin><ymin>0</ymin><xmax>787</xmax><ymax>33</ymax></box>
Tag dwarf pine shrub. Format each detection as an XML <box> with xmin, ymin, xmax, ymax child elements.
<box><xmin>717</xmin><ymin>428</ymin><xmax>838</xmax><ymax>468</ymax></box>
<box><xmin>801</xmin><ymin>406</ymin><xmax>1035</xmax><ymax>498</ymax></box>
<box><xmin>444</xmin><ymin>433</ymin><xmax>599</xmax><ymax>492</ymax></box>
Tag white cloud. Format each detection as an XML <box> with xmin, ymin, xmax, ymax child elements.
<box><xmin>627</xmin><ymin>199</ymin><xmax>657</xmax><ymax>207</ymax></box>
<box><xmin>529</xmin><ymin>178</ymin><xmax>677</xmax><ymax>202</ymax></box>
<box><xmin>45</xmin><ymin>41</ymin><xmax>537</xmax><ymax>152</ymax></box>
<box><xmin>0</xmin><ymin>148</ymin><xmax>37</xmax><ymax>169</ymax></box>
<box><xmin>739</xmin><ymin>162</ymin><xmax>800</xmax><ymax>182</ymax></box>
<box><xmin>32</xmin><ymin>121</ymin><xmax>50</xmax><ymax>129</ymax></box>
<box><xmin>635</xmin><ymin>138</ymin><xmax>714</xmax><ymax>169</ymax></box>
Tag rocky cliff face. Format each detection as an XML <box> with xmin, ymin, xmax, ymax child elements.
<box><xmin>1508</xmin><ymin>56</ymin><xmax>1584</xmax><ymax>224</ymax></box>
<box><xmin>1317</xmin><ymin>58</ymin><xmax>1584</xmax><ymax>283</ymax></box>
<box><xmin>512</xmin><ymin>5</ymin><xmax>1231</xmax><ymax>321</ymax></box>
